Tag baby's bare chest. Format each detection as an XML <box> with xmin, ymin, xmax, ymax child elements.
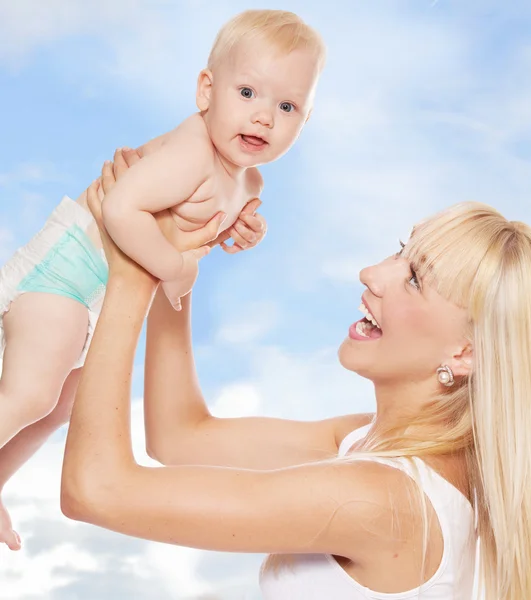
<box><xmin>170</xmin><ymin>175</ymin><xmax>255</xmax><ymax>233</ymax></box>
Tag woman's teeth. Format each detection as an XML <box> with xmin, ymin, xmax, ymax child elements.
<box><xmin>355</xmin><ymin>321</ymin><xmax>370</xmax><ymax>338</ymax></box>
<box><xmin>358</xmin><ymin>302</ymin><xmax>381</xmax><ymax>329</ymax></box>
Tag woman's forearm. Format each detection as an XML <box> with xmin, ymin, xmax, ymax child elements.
<box><xmin>61</xmin><ymin>276</ymin><xmax>155</xmax><ymax>501</ymax></box>
<box><xmin>144</xmin><ymin>289</ymin><xmax>211</xmax><ymax>462</ymax></box>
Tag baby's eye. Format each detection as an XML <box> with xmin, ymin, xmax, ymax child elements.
<box><xmin>240</xmin><ymin>87</ymin><xmax>255</xmax><ymax>99</ymax></box>
<box><xmin>279</xmin><ymin>102</ymin><xmax>295</xmax><ymax>113</ymax></box>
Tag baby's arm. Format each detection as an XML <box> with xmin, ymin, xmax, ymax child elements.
<box><xmin>101</xmin><ymin>135</ymin><xmax>214</xmax><ymax>282</ymax></box>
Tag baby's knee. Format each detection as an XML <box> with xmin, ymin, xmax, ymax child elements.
<box><xmin>0</xmin><ymin>382</ymin><xmax>60</xmax><ymax>427</ymax></box>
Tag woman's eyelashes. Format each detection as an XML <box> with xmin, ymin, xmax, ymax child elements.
<box><xmin>408</xmin><ymin>269</ymin><xmax>421</xmax><ymax>290</ymax></box>
<box><xmin>398</xmin><ymin>240</ymin><xmax>421</xmax><ymax>290</ymax></box>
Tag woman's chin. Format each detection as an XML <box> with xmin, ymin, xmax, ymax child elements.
<box><xmin>337</xmin><ymin>339</ymin><xmax>372</xmax><ymax>376</ymax></box>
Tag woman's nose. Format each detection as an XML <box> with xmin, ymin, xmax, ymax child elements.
<box><xmin>359</xmin><ymin>257</ymin><xmax>401</xmax><ymax>297</ymax></box>
<box><xmin>360</xmin><ymin>256</ymin><xmax>411</xmax><ymax>297</ymax></box>
<box><xmin>359</xmin><ymin>265</ymin><xmax>383</xmax><ymax>298</ymax></box>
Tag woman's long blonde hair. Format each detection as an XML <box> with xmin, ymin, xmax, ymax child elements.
<box><xmin>264</xmin><ymin>202</ymin><xmax>531</xmax><ymax>598</ymax></box>
<box><xmin>351</xmin><ymin>202</ymin><xmax>531</xmax><ymax>599</ymax></box>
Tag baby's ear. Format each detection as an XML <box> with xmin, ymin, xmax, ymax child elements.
<box><xmin>196</xmin><ymin>69</ymin><xmax>213</xmax><ymax>112</ymax></box>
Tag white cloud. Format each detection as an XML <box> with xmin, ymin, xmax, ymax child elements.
<box><xmin>0</xmin><ymin>338</ymin><xmax>373</xmax><ymax>599</ymax></box>
<box><xmin>211</xmin><ymin>383</ymin><xmax>262</xmax><ymax>418</ymax></box>
<box><xmin>215</xmin><ymin>300</ymin><xmax>279</xmax><ymax>344</ymax></box>
<box><xmin>0</xmin><ymin>163</ymin><xmax>68</xmax><ymax>187</ymax></box>
<box><xmin>0</xmin><ymin>0</ymin><xmax>249</xmax><ymax>111</ymax></box>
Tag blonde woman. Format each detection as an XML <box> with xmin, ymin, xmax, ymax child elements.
<box><xmin>61</xmin><ymin>151</ymin><xmax>531</xmax><ymax>599</ymax></box>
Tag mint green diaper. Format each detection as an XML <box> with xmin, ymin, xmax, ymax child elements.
<box><xmin>17</xmin><ymin>225</ymin><xmax>108</xmax><ymax>308</ymax></box>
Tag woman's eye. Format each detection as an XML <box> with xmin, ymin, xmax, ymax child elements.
<box><xmin>279</xmin><ymin>102</ymin><xmax>295</xmax><ymax>113</ymax></box>
<box><xmin>240</xmin><ymin>87</ymin><xmax>254</xmax><ymax>99</ymax></box>
<box><xmin>408</xmin><ymin>268</ymin><xmax>421</xmax><ymax>290</ymax></box>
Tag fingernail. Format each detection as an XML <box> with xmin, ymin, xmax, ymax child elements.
<box><xmin>104</xmin><ymin>160</ymin><xmax>111</xmax><ymax>166</ymax></box>
<box><xmin>122</xmin><ymin>146</ymin><xmax>131</xmax><ymax>151</ymax></box>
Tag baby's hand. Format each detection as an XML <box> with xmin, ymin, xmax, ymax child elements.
<box><xmin>209</xmin><ymin>198</ymin><xmax>267</xmax><ymax>255</ymax></box>
<box><xmin>161</xmin><ymin>244</ymin><xmax>211</xmax><ymax>310</ymax></box>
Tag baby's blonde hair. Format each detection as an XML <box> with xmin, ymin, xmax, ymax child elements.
<box><xmin>207</xmin><ymin>9</ymin><xmax>326</xmax><ymax>73</ymax></box>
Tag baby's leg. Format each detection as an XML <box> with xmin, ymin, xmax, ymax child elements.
<box><xmin>0</xmin><ymin>292</ymin><xmax>88</xmax><ymax>449</ymax></box>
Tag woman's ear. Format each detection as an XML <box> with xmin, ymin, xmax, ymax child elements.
<box><xmin>448</xmin><ymin>343</ymin><xmax>474</xmax><ymax>379</ymax></box>
<box><xmin>196</xmin><ymin>69</ymin><xmax>213</xmax><ymax>112</ymax></box>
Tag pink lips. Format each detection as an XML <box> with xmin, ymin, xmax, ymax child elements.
<box><xmin>240</xmin><ymin>134</ymin><xmax>268</xmax><ymax>152</ymax></box>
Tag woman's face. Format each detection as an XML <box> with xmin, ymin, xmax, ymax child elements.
<box><xmin>338</xmin><ymin>246</ymin><xmax>470</xmax><ymax>387</ymax></box>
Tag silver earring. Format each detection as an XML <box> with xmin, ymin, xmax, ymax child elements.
<box><xmin>437</xmin><ymin>365</ymin><xmax>455</xmax><ymax>387</ymax></box>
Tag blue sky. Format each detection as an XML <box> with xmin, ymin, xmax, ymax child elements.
<box><xmin>0</xmin><ymin>0</ymin><xmax>530</xmax><ymax>598</ymax></box>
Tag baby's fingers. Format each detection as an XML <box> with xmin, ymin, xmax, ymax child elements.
<box><xmin>238</xmin><ymin>213</ymin><xmax>266</xmax><ymax>234</ymax></box>
<box><xmin>224</xmin><ymin>224</ymin><xmax>252</xmax><ymax>250</ymax></box>
<box><xmin>220</xmin><ymin>241</ymin><xmax>244</xmax><ymax>254</ymax></box>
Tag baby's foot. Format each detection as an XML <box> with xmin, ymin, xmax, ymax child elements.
<box><xmin>0</xmin><ymin>496</ymin><xmax>21</xmax><ymax>551</ymax></box>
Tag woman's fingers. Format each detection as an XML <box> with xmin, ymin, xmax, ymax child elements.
<box><xmin>185</xmin><ymin>212</ymin><xmax>227</xmax><ymax>249</ymax></box>
<box><xmin>101</xmin><ymin>160</ymin><xmax>117</xmax><ymax>195</ymax></box>
<box><xmin>190</xmin><ymin>244</ymin><xmax>211</xmax><ymax>261</ymax></box>
<box><xmin>113</xmin><ymin>147</ymin><xmax>141</xmax><ymax>179</ymax></box>
<box><xmin>112</xmin><ymin>148</ymin><xmax>129</xmax><ymax>180</ymax></box>
<box><xmin>122</xmin><ymin>147</ymin><xmax>142</xmax><ymax>167</ymax></box>
<box><xmin>86</xmin><ymin>180</ymin><xmax>104</xmax><ymax>226</ymax></box>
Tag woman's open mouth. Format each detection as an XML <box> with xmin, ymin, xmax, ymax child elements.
<box><xmin>348</xmin><ymin>299</ymin><xmax>383</xmax><ymax>341</ymax></box>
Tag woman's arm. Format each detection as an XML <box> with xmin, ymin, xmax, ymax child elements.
<box><xmin>60</xmin><ymin>169</ymin><xmax>390</xmax><ymax>559</ymax></box>
<box><xmin>60</xmin><ymin>263</ymin><xmax>390</xmax><ymax>557</ymax></box>
<box><xmin>144</xmin><ymin>289</ymin><xmax>373</xmax><ymax>470</ymax></box>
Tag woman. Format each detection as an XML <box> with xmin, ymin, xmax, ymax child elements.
<box><xmin>60</xmin><ymin>150</ymin><xmax>531</xmax><ymax>600</ymax></box>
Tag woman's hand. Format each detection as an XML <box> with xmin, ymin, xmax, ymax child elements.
<box><xmin>86</xmin><ymin>149</ymin><xmax>225</xmax><ymax>289</ymax></box>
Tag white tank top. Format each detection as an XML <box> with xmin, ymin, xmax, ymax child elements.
<box><xmin>260</xmin><ymin>424</ymin><xmax>477</xmax><ymax>599</ymax></box>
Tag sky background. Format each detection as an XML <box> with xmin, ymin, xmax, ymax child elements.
<box><xmin>0</xmin><ymin>0</ymin><xmax>530</xmax><ymax>598</ymax></box>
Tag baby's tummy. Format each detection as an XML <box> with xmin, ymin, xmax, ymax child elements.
<box><xmin>171</xmin><ymin>200</ymin><xmax>235</xmax><ymax>234</ymax></box>
<box><xmin>165</xmin><ymin>211</ymin><xmax>219</xmax><ymax>251</ymax></box>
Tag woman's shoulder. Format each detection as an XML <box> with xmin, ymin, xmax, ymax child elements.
<box><xmin>331</xmin><ymin>412</ymin><xmax>374</xmax><ymax>450</ymax></box>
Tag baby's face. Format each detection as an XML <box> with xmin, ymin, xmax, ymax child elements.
<box><xmin>202</xmin><ymin>39</ymin><xmax>320</xmax><ymax>168</ymax></box>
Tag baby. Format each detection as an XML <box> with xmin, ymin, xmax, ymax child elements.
<box><xmin>101</xmin><ymin>10</ymin><xmax>325</xmax><ymax>309</ymax></box>
<box><xmin>0</xmin><ymin>9</ymin><xmax>325</xmax><ymax>549</ymax></box>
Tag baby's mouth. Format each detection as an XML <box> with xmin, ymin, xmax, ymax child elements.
<box><xmin>240</xmin><ymin>134</ymin><xmax>267</xmax><ymax>147</ymax></box>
